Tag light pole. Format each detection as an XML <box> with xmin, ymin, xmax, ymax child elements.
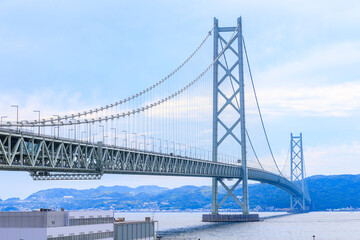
<box><xmin>81</xmin><ymin>131</ymin><xmax>86</xmax><ymax>141</ymax></box>
<box><xmin>190</xmin><ymin>146</ymin><xmax>194</xmax><ymax>158</ymax></box>
<box><xmin>53</xmin><ymin>115</ymin><xmax>60</xmax><ymax>137</ymax></box>
<box><xmin>170</xmin><ymin>142</ymin><xmax>175</xmax><ymax>155</ymax></box>
<box><xmin>200</xmin><ymin>148</ymin><xmax>205</xmax><ymax>160</ymax></box>
<box><xmin>69</xmin><ymin>118</ymin><xmax>77</xmax><ymax>140</ymax></box>
<box><xmin>150</xmin><ymin>137</ymin><xmax>154</xmax><ymax>151</ymax></box>
<box><xmin>88</xmin><ymin>123</ymin><xmax>92</xmax><ymax>142</ymax></box>
<box><xmin>164</xmin><ymin>140</ymin><xmax>168</xmax><ymax>154</ymax></box>
<box><xmin>33</xmin><ymin>110</ymin><xmax>40</xmax><ymax>135</ymax></box>
<box><xmin>68</xmin><ymin>129</ymin><xmax>74</xmax><ymax>138</ymax></box>
<box><xmin>99</xmin><ymin>125</ymin><xmax>105</xmax><ymax>142</ymax></box>
<box><xmin>11</xmin><ymin>105</ymin><xmax>18</xmax><ymax>130</ymax></box>
<box><xmin>157</xmin><ymin>138</ymin><xmax>162</xmax><ymax>153</ymax></box>
<box><xmin>132</xmin><ymin>133</ymin><xmax>137</xmax><ymax>149</ymax></box>
<box><xmin>121</xmin><ymin>131</ymin><xmax>127</xmax><ymax>147</ymax></box>
<box><xmin>54</xmin><ymin>126</ymin><xmax>59</xmax><ymax>138</ymax></box>
<box><xmin>140</xmin><ymin>135</ymin><xmax>146</xmax><ymax>150</ymax></box>
<box><xmin>111</xmin><ymin>128</ymin><xmax>117</xmax><ymax>146</ymax></box>
<box><xmin>0</xmin><ymin>116</ymin><xmax>7</xmax><ymax>124</ymax></box>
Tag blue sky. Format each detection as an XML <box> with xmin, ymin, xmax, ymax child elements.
<box><xmin>0</xmin><ymin>0</ymin><xmax>360</xmax><ymax>199</ymax></box>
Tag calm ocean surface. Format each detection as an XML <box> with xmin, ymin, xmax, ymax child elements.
<box><xmin>115</xmin><ymin>212</ymin><xmax>360</xmax><ymax>240</ymax></box>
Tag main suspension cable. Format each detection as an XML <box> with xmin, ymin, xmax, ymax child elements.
<box><xmin>218</xmin><ymin>39</ymin><xmax>264</xmax><ymax>170</ymax></box>
<box><xmin>246</xmin><ymin>129</ymin><xmax>264</xmax><ymax>170</ymax></box>
<box><xmin>243</xmin><ymin>37</ymin><xmax>284</xmax><ymax>177</ymax></box>
<box><xmin>19</xmin><ymin>25</ymin><xmax>215</xmax><ymax>125</ymax></box>
<box><xmin>5</xmin><ymin>24</ymin><xmax>239</xmax><ymax>128</ymax></box>
<box><xmin>281</xmin><ymin>140</ymin><xmax>291</xmax><ymax>175</ymax></box>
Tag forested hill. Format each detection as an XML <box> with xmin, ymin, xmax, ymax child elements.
<box><xmin>1</xmin><ymin>174</ymin><xmax>359</xmax><ymax>211</ymax></box>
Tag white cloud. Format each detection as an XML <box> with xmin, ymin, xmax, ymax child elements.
<box><xmin>305</xmin><ymin>142</ymin><xmax>360</xmax><ymax>176</ymax></box>
<box><xmin>256</xmin><ymin>42</ymin><xmax>360</xmax><ymax>87</ymax></box>
<box><xmin>246</xmin><ymin>142</ymin><xmax>360</xmax><ymax>178</ymax></box>
<box><xmin>243</xmin><ymin>41</ymin><xmax>360</xmax><ymax>117</ymax></box>
<box><xmin>251</xmin><ymin>81</ymin><xmax>360</xmax><ymax>117</ymax></box>
<box><xmin>0</xmin><ymin>90</ymin><xmax>93</xmax><ymax>122</ymax></box>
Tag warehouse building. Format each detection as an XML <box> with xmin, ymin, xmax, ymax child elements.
<box><xmin>0</xmin><ymin>209</ymin><xmax>157</xmax><ymax>240</ymax></box>
<box><xmin>0</xmin><ymin>209</ymin><xmax>114</xmax><ymax>240</ymax></box>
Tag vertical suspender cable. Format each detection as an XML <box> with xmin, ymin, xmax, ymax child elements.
<box><xmin>219</xmin><ymin>38</ymin><xmax>264</xmax><ymax>170</ymax></box>
<box><xmin>243</xmin><ymin>37</ymin><xmax>283</xmax><ymax>177</ymax></box>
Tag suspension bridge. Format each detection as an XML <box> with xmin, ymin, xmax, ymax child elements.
<box><xmin>0</xmin><ymin>17</ymin><xmax>311</xmax><ymax>220</ymax></box>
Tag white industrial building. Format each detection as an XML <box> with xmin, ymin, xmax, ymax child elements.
<box><xmin>0</xmin><ymin>209</ymin><xmax>114</xmax><ymax>240</ymax></box>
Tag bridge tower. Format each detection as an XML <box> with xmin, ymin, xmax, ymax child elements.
<box><xmin>211</xmin><ymin>17</ymin><xmax>249</xmax><ymax>215</ymax></box>
<box><xmin>290</xmin><ymin>133</ymin><xmax>306</xmax><ymax>211</ymax></box>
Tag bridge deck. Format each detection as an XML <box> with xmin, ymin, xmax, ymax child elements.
<box><xmin>0</xmin><ymin>129</ymin><xmax>309</xmax><ymax>202</ymax></box>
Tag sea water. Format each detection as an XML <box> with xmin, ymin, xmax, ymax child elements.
<box><xmin>116</xmin><ymin>211</ymin><xmax>360</xmax><ymax>240</ymax></box>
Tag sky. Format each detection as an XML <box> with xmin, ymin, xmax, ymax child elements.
<box><xmin>0</xmin><ymin>0</ymin><xmax>360</xmax><ymax>199</ymax></box>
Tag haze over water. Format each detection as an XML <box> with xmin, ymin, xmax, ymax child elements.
<box><xmin>117</xmin><ymin>212</ymin><xmax>360</xmax><ymax>240</ymax></box>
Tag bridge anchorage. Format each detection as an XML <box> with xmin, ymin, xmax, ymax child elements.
<box><xmin>0</xmin><ymin>16</ymin><xmax>311</xmax><ymax>220</ymax></box>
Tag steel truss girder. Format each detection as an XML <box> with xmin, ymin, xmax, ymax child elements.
<box><xmin>0</xmin><ymin>129</ymin><xmax>310</xmax><ymax>204</ymax></box>
<box><xmin>31</xmin><ymin>172</ymin><xmax>103</xmax><ymax>181</ymax></box>
<box><xmin>0</xmin><ymin>130</ymin><xmax>241</xmax><ymax>178</ymax></box>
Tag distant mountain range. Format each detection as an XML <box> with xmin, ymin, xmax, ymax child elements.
<box><xmin>1</xmin><ymin>174</ymin><xmax>360</xmax><ymax>211</ymax></box>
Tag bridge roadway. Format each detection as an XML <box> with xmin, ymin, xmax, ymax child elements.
<box><xmin>0</xmin><ymin>129</ymin><xmax>310</xmax><ymax>203</ymax></box>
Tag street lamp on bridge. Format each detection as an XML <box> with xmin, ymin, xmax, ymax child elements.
<box><xmin>149</xmin><ymin>137</ymin><xmax>154</xmax><ymax>152</ymax></box>
<box><xmin>132</xmin><ymin>133</ymin><xmax>137</xmax><ymax>149</ymax></box>
<box><xmin>53</xmin><ymin>115</ymin><xmax>60</xmax><ymax>137</ymax></box>
<box><xmin>54</xmin><ymin>126</ymin><xmax>59</xmax><ymax>138</ymax></box>
<box><xmin>33</xmin><ymin>110</ymin><xmax>40</xmax><ymax>135</ymax></box>
<box><xmin>99</xmin><ymin>125</ymin><xmax>105</xmax><ymax>142</ymax></box>
<box><xmin>140</xmin><ymin>135</ymin><xmax>146</xmax><ymax>151</ymax></box>
<box><xmin>81</xmin><ymin>131</ymin><xmax>87</xmax><ymax>141</ymax></box>
<box><xmin>164</xmin><ymin>140</ymin><xmax>169</xmax><ymax>154</ymax></box>
<box><xmin>157</xmin><ymin>138</ymin><xmax>162</xmax><ymax>153</ymax></box>
<box><xmin>121</xmin><ymin>131</ymin><xmax>127</xmax><ymax>147</ymax></box>
<box><xmin>10</xmin><ymin>105</ymin><xmax>18</xmax><ymax>131</ymax></box>
<box><xmin>0</xmin><ymin>116</ymin><xmax>7</xmax><ymax>124</ymax></box>
<box><xmin>111</xmin><ymin>128</ymin><xmax>117</xmax><ymax>146</ymax></box>
<box><xmin>68</xmin><ymin>129</ymin><xmax>74</xmax><ymax>139</ymax></box>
